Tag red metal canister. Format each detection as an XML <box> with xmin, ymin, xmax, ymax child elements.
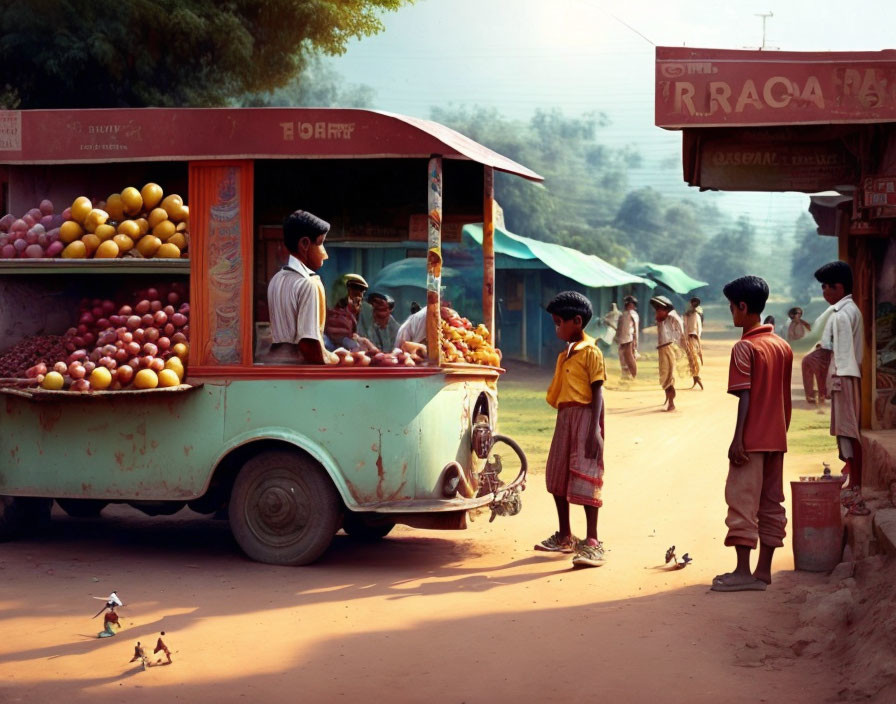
<box><xmin>790</xmin><ymin>480</ymin><xmax>844</xmax><ymax>572</ymax></box>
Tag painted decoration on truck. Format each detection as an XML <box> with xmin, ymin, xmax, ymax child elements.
<box><xmin>206</xmin><ymin>168</ymin><xmax>243</xmax><ymax>364</ymax></box>
<box><xmin>875</xmin><ymin>238</ymin><xmax>896</xmax><ymax>429</ymax></box>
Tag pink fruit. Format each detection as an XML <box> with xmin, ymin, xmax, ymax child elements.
<box><xmin>126</xmin><ymin>315</ymin><xmax>141</xmax><ymax>330</ymax></box>
<box><xmin>143</xmin><ymin>327</ymin><xmax>160</xmax><ymax>342</ymax></box>
<box><xmin>53</xmin><ymin>361</ymin><xmax>68</xmax><ymax>374</ymax></box>
<box><xmin>69</xmin><ymin>363</ymin><xmax>86</xmax><ymax>380</ymax></box>
<box><xmin>24</xmin><ymin>244</ymin><xmax>44</xmax><ymax>258</ymax></box>
<box><xmin>70</xmin><ymin>379</ymin><xmax>90</xmax><ymax>393</ymax></box>
<box><xmin>141</xmin><ymin>313</ymin><xmax>154</xmax><ymax>327</ymax></box>
<box><xmin>147</xmin><ymin>287</ymin><xmax>160</xmax><ymax>300</ymax></box>
<box><xmin>153</xmin><ymin>310</ymin><xmax>168</xmax><ymax>326</ymax></box>
<box><xmin>135</xmin><ymin>300</ymin><xmax>151</xmax><ymax>315</ymax></box>
<box><xmin>171</xmin><ymin>313</ymin><xmax>187</xmax><ymax>327</ymax></box>
<box><xmin>13</xmin><ymin>239</ymin><xmax>27</xmax><ymax>253</ymax></box>
<box><xmin>39</xmin><ymin>199</ymin><xmax>53</xmax><ymax>215</ymax></box>
<box><xmin>0</xmin><ymin>213</ymin><xmax>14</xmax><ymax>231</ymax></box>
<box><xmin>82</xmin><ymin>361</ymin><xmax>96</xmax><ymax>374</ymax></box>
<box><xmin>46</xmin><ymin>241</ymin><xmax>64</xmax><ymax>257</ymax></box>
<box><xmin>150</xmin><ymin>300</ymin><xmax>162</xmax><ymax>312</ymax></box>
<box><xmin>11</xmin><ymin>218</ymin><xmax>27</xmax><ymax>233</ymax></box>
<box><xmin>119</xmin><ymin>305</ymin><xmax>133</xmax><ymax>317</ymax></box>
<box><xmin>1</xmin><ymin>244</ymin><xmax>16</xmax><ymax>258</ymax></box>
<box><xmin>117</xmin><ymin>365</ymin><xmax>134</xmax><ymax>385</ymax></box>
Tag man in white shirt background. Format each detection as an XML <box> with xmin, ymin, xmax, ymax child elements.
<box><xmin>814</xmin><ymin>261</ymin><xmax>865</xmax><ymax>497</ymax></box>
<box><xmin>614</xmin><ymin>295</ymin><xmax>639</xmax><ymax>379</ymax></box>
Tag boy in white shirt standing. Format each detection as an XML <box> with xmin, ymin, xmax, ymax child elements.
<box><xmin>683</xmin><ymin>296</ymin><xmax>704</xmax><ymax>390</ymax></box>
<box><xmin>614</xmin><ymin>295</ymin><xmax>639</xmax><ymax>379</ymax></box>
<box><xmin>815</xmin><ymin>261</ymin><xmax>864</xmax><ymax>493</ymax></box>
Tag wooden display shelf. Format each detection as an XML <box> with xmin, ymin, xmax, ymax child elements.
<box><xmin>0</xmin><ymin>259</ymin><xmax>190</xmax><ymax>275</ymax></box>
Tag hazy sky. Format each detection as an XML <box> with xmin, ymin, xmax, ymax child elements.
<box><xmin>330</xmin><ymin>0</ymin><xmax>896</xmax><ymax>245</ymax></box>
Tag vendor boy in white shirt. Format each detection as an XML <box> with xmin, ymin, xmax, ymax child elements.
<box><xmin>815</xmin><ymin>261</ymin><xmax>864</xmax><ymax>494</ymax></box>
<box><xmin>266</xmin><ymin>210</ymin><xmax>337</xmax><ymax>365</ymax></box>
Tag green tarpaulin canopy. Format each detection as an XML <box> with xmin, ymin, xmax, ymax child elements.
<box><xmin>463</xmin><ymin>224</ymin><xmax>654</xmax><ymax>289</ymax></box>
<box><xmin>370</xmin><ymin>257</ymin><xmax>464</xmax><ymax>290</ymax></box>
<box><xmin>627</xmin><ymin>263</ymin><xmax>708</xmax><ymax>295</ymax></box>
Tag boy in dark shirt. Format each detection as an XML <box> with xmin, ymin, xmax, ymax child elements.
<box><xmin>712</xmin><ymin>276</ymin><xmax>793</xmax><ymax>592</ymax></box>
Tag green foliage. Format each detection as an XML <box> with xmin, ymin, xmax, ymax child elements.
<box><xmin>790</xmin><ymin>212</ymin><xmax>838</xmax><ymax>301</ymax></box>
<box><xmin>697</xmin><ymin>215</ymin><xmax>757</xmax><ymax>298</ymax></box>
<box><xmin>431</xmin><ymin>106</ymin><xmax>634</xmax><ymax>267</ymax></box>
<box><xmin>0</xmin><ymin>0</ymin><xmax>411</xmax><ymax>108</ymax></box>
<box><xmin>240</xmin><ymin>57</ymin><xmax>375</xmax><ymax>108</ymax></box>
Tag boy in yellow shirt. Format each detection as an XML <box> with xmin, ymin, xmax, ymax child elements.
<box><xmin>535</xmin><ymin>291</ymin><xmax>607</xmax><ymax>568</ymax></box>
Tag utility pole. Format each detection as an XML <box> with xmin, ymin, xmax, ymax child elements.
<box><xmin>753</xmin><ymin>11</ymin><xmax>779</xmax><ymax>51</ymax></box>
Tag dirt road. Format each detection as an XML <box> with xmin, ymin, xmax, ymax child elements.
<box><xmin>0</xmin><ymin>337</ymin><xmax>842</xmax><ymax>703</ymax></box>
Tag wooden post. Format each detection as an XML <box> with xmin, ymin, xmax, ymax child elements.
<box><xmin>482</xmin><ymin>166</ymin><xmax>496</xmax><ymax>337</ymax></box>
<box><xmin>426</xmin><ymin>156</ymin><xmax>443</xmax><ymax>365</ymax></box>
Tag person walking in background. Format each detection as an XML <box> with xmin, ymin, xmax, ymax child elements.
<box><xmin>615</xmin><ymin>295</ymin><xmax>639</xmax><ymax>379</ymax></box>
<box><xmin>535</xmin><ymin>291</ymin><xmax>607</xmax><ymax>568</ymax></box>
<box><xmin>712</xmin><ymin>276</ymin><xmax>792</xmax><ymax>592</ymax></box>
<box><xmin>154</xmin><ymin>631</ymin><xmax>173</xmax><ymax>664</ymax></box>
<box><xmin>97</xmin><ymin>606</ymin><xmax>121</xmax><ymax>638</ymax></box>
<box><xmin>683</xmin><ymin>296</ymin><xmax>704</xmax><ymax>390</ymax></box>
<box><xmin>650</xmin><ymin>295</ymin><xmax>686</xmax><ymax>411</ymax></box>
<box><xmin>787</xmin><ymin>307</ymin><xmax>811</xmax><ymax>342</ymax></box>
<box><xmin>814</xmin><ymin>262</ymin><xmax>865</xmax><ymax>498</ymax></box>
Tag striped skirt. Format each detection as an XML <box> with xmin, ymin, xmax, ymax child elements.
<box><xmin>545</xmin><ymin>405</ymin><xmax>604</xmax><ymax>507</ymax></box>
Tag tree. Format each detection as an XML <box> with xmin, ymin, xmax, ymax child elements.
<box><xmin>790</xmin><ymin>212</ymin><xmax>838</xmax><ymax>301</ymax></box>
<box><xmin>697</xmin><ymin>215</ymin><xmax>757</xmax><ymax>298</ymax></box>
<box><xmin>0</xmin><ymin>0</ymin><xmax>411</xmax><ymax>108</ymax></box>
<box><xmin>240</xmin><ymin>57</ymin><xmax>375</xmax><ymax>108</ymax></box>
<box><xmin>430</xmin><ymin>106</ymin><xmax>636</xmax><ymax>267</ymax></box>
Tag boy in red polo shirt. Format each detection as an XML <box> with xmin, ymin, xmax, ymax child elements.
<box><xmin>712</xmin><ymin>276</ymin><xmax>793</xmax><ymax>592</ymax></box>
<box><xmin>534</xmin><ymin>291</ymin><xmax>607</xmax><ymax>568</ymax></box>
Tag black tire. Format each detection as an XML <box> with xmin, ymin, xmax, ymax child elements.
<box><xmin>0</xmin><ymin>495</ymin><xmax>53</xmax><ymax>539</ymax></box>
<box><xmin>228</xmin><ymin>450</ymin><xmax>342</xmax><ymax>566</ymax></box>
<box><xmin>342</xmin><ymin>512</ymin><xmax>395</xmax><ymax>540</ymax></box>
<box><xmin>56</xmin><ymin>499</ymin><xmax>108</xmax><ymax>518</ymax></box>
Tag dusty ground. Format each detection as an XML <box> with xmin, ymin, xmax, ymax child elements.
<box><xmin>0</xmin><ymin>336</ymin><xmax>852</xmax><ymax>703</ymax></box>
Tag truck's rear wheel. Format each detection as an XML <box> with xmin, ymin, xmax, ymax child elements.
<box><xmin>342</xmin><ymin>512</ymin><xmax>395</xmax><ymax>540</ymax></box>
<box><xmin>56</xmin><ymin>499</ymin><xmax>108</xmax><ymax>518</ymax></box>
<box><xmin>228</xmin><ymin>450</ymin><xmax>342</xmax><ymax>566</ymax></box>
<box><xmin>0</xmin><ymin>496</ymin><xmax>53</xmax><ymax>539</ymax></box>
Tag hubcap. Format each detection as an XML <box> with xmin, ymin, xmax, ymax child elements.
<box><xmin>246</xmin><ymin>471</ymin><xmax>311</xmax><ymax>547</ymax></box>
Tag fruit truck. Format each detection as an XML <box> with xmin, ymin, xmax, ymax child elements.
<box><xmin>0</xmin><ymin>108</ymin><xmax>539</xmax><ymax>565</ymax></box>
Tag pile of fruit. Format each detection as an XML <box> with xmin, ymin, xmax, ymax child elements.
<box><xmin>439</xmin><ymin>307</ymin><xmax>501</xmax><ymax>367</ymax></box>
<box><xmin>332</xmin><ymin>341</ymin><xmax>426</xmax><ymax>367</ymax></box>
<box><xmin>0</xmin><ymin>200</ymin><xmax>66</xmax><ymax>258</ymax></box>
<box><xmin>0</xmin><ymin>334</ymin><xmax>70</xmax><ymax>378</ymax></box>
<box><xmin>58</xmin><ymin>183</ymin><xmax>189</xmax><ymax>260</ymax></box>
<box><xmin>15</xmin><ymin>285</ymin><xmax>190</xmax><ymax>392</ymax></box>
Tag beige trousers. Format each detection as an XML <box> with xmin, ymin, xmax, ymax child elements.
<box><xmin>724</xmin><ymin>451</ymin><xmax>787</xmax><ymax>549</ymax></box>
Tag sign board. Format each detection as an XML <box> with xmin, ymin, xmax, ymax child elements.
<box><xmin>688</xmin><ymin>131</ymin><xmax>858</xmax><ymax>192</ymax></box>
<box><xmin>656</xmin><ymin>47</ymin><xmax>896</xmax><ymax>129</ymax></box>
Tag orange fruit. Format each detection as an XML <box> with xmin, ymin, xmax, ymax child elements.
<box><xmin>166</xmin><ymin>232</ymin><xmax>187</xmax><ymax>251</ymax></box>
<box><xmin>41</xmin><ymin>371</ymin><xmax>65</xmax><ymax>390</ymax></box>
<box><xmin>117</xmin><ymin>220</ymin><xmax>141</xmax><ymax>239</ymax></box>
<box><xmin>164</xmin><ymin>356</ymin><xmax>184</xmax><ymax>380</ymax></box>
<box><xmin>94</xmin><ymin>223</ymin><xmax>116</xmax><ymax>241</ymax></box>
<box><xmin>134</xmin><ymin>369</ymin><xmax>158</xmax><ymax>389</ymax></box>
<box><xmin>172</xmin><ymin>342</ymin><xmax>189</xmax><ymax>360</ymax></box>
<box><xmin>70</xmin><ymin>196</ymin><xmax>92</xmax><ymax>224</ymax></box>
<box><xmin>155</xmin><ymin>242</ymin><xmax>181</xmax><ymax>258</ymax></box>
<box><xmin>105</xmin><ymin>193</ymin><xmax>125</xmax><ymax>221</ymax></box>
<box><xmin>120</xmin><ymin>187</ymin><xmax>143</xmax><ymax>216</ymax></box>
<box><xmin>136</xmin><ymin>217</ymin><xmax>150</xmax><ymax>235</ymax></box>
<box><xmin>160</xmin><ymin>194</ymin><xmax>183</xmax><ymax>219</ymax></box>
<box><xmin>95</xmin><ymin>240</ymin><xmax>120</xmax><ymax>259</ymax></box>
<box><xmin>83</xmin><ymin>208</ymin><xmax>109</xmax><ymax>233</ymax></box>
<box><xmin>152</xmin><ymin>219</ymin><xmax>176</xmax><ymax>241</ymax></box>
<box><xmin>135</xmin><ymin>235</ymin><xmax>162</xmax><ymax>257</ymax></box>
<box><xmin>147</xmin><ymin>207</ymin><xmax>168</xmax><ymax>229</ymax></box>
<box><xmin>81</xmin><ymin>234</ymin><xmax>101</xmax><ymax>255</ymax></box>
<box><xmin>89</xmin><ymin>366</ymin><xmax>112</xmax><ymax>390</ymax></box>
<box><xmin>112</xmin><ymin>234</ymin><xmax>134</xmax><ymax>252</ymax></box>
<box><xmin>141</xmin><ymin>183</ymin><xmax>164</xmax><ymax>210</ymax></box>
<box><xmin>62</xmin><ymin>240</ymin><xmax>87</xmax><ymax>258</ymax></box>
<box><xmin>158</xmin><ymin>369</ymin><xmax>180</xmax><ymax>387</ymax></box>
<box><xmin>59</xmin><ymin>220</ymin><xmax>84</xmax><ymax>244</ymax></box>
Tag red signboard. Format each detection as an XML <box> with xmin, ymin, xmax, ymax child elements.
<box><xmin>656</xmin><ymin>47</ymin><xmax>896</xmax><ymax>129</ymax></box>
<box><xmin>863</xmin><ymin>176</ymin><xmax>896</xmax><ymax>207</ymax></box>
<box><xmin>0</xmin><ymin>108</ymin><xmax>541</xmax><ymax>181</ymax></box>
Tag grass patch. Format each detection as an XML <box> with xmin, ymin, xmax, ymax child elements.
<box><xmin>788</xmin><ymin>406</ymin><xmax>835</xmax><ymax>454</ymax></box>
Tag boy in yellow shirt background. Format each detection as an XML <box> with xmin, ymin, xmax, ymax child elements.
<box><xmin>535</xmin><ymin>291</ymin><xmax>607</xmax><ymax>568</ymax></box>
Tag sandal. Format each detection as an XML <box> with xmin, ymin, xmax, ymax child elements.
<box><xmin>710</xmin><ymin>573</ymin><xmax>767</xmax><ymax>592</ymax></box>
<box><xmin>534</xmin><ymin>531</ymin><xmax>578</xmax><ymax>553</ymax></box>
